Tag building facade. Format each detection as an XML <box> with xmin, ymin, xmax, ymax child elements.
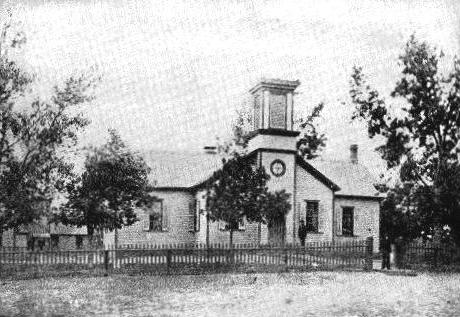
<box><xmin>105</xmin><ymin>79</ymin><xmax>382</xmax><ymax>251</ymax></box>
<box><xmin>0</xmin><ymin>79</ymin><xmax>380</xmax><ymax>251</ymax></box>
<box><xmin>1</xmin><ymin>222</ymin><xmax>90</xmax><ymax>251</ymax></box>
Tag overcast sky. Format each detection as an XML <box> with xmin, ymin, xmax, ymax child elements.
<box><xmin>2</xmin><ymin>0</ymin><xmax>460</xmax><ymax>176</ymax></box>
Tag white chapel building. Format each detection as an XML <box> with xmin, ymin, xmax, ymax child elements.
<box><xmin>108</xmin><ymin>79</ymin><xmax>382</xmax><ymax>251</ymax></box>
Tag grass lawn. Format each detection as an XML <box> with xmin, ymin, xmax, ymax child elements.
<box><xmin>0</xmin><ymin>271</ymin><xmax>459</xmax><ymax>316</ymax></box>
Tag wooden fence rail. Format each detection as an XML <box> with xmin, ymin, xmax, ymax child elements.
<box><xmin>0</xmin><ymin>238</ymin><xmax>374</xmax><ymax>279</ymax></box>
<box><xmin>395</xmin><ymin>241</ymin><xmax>460</xmax><ymax>270</ymax></box>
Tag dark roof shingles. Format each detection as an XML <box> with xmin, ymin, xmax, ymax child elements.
<box><xmin>309</xmin><ymin>159</ymin><xmax>380</xmax><ymax>198</ymax></box>
<box><xmin>143</xmin><ymin>150</ymin><xmax>223</xmax><ymax>188</ymax></box>
<box><xmin>143</xmin><ymin>150</ymin><xmax>380</xmax><ymax>198</ymax></box>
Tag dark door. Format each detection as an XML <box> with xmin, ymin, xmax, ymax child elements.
<box><xmin>268</xmin><ymin>219</ymin><xmax>285</xmax><ymax>246</ymax></box>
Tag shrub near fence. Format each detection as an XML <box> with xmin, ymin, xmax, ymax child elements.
<box><xmin>0</xmin><ymin>238</ymin><xmax>374</xmax><ymax>279</ymax></box>
<box><xmin>396</xmin><ymin>241</ymin><xmax>460</xmax><ymax>271</ymax></box>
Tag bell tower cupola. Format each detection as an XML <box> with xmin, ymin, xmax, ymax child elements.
<box><xmin>247</xmin><ymin>79</ymin><xmax>301</xmax><ymax>153</ymax></box>
<box><xmin>249</xmin><ymin>78</ymin><xmax>300</xmax><ymax>131</ymax></box>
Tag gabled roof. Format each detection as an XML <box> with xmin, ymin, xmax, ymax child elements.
<box><xmin>143</xmin><ymin>150</ymin><xmax>381</xmax><ymax>199</ymax></box>
<box><xmin>295</xmin><ymin>155</ymin><xmax>340</xmax><ymax>191</ymax></box>
<box><xmin>143</xmin><ymin>150</ymin><xmax>223</xmax><ymax>189</ymax></box>
<box><xmin>309</xmin><ymin>159</ymin><xmax>381</xmax><ymax>199</ymax></box>
<box><xmin>143</xmin><ymin>150</ymin><xmax>337</xmax><ymax>191</ymax></box>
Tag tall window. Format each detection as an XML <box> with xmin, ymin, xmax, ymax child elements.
<box><xmin>306</xmin><ymin>201</ymin><xmax>319</xmax><ymax>232</ymax></box>
<box><xmin>144</xmin><ymin>200</ymin><xmax>164</xmax><ymax>232</ymax></box>
<box><xmin>195</xmin><ymin>199</ymin><xmax>201</xmax><ymax>232</ymax></box>
<box><xmin>342</xmin><ymin>207</ymin><xmax>354</xmax><ymax>236</ymax></box>
<box><xmin>189</xmin><ymin>198</ymin><xmax>201</xmax><ymax>232</ymax></box>
<box><xmin>75</xmin><ymin>236</ymin><xmax>83</xmax><ymax>249</ymax></box>
<box><xmin>27</xmin><ymin>237</ymin><xmax>35</xmax><ymax>251</ymax></box>
<box><xmin>38</xmin><ymin>239</ymin><xmax>46</xmax><ymax>251</ymax></box>
<box><xmin>51</xmin><ymin>235</ymin><xmax>59</xmax><ymax>249</ymax></box>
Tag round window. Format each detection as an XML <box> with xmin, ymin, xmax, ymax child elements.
<box><xmin>270</xmin><ymin>159</ymin><xmax>286</xmax><ymax>177</ymax></box>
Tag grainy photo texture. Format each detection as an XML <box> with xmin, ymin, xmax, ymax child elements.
<box><xmin>0</xmin><ymin>0</ymin><xmax>459</xmax><ymax>316</ymax></box>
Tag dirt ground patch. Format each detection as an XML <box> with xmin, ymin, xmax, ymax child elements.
<box><xmin>0</xmin><ymin>271</ymin><xmax>459</xmax><ymax>316</ymax></box>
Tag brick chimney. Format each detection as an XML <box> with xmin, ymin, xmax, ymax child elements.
<box><xmin>350</xmin><ymin>144</ymin><xmax>358</xmax><ymax>164</ymax></box>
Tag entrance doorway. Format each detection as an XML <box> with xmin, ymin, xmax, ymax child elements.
<box><xmin>268</xmin><ymin>218</ymin><xmax>285</xmax><ymax>245</ymax></box>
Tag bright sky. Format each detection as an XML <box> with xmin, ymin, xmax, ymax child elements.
<box><xmin>2</xmin><ymin>0</ymin><xmax>459</xmax><ymax>176</ymax></box>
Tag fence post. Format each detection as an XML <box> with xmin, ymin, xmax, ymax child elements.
<box><xmin>433</xmin><ymin>247</ymin><xmax>439</xmax><ymax>268</ymax></box>
<box><xmin>364</xmin><ymin>237</ymin><xmax>374</xmax><ymax>271</ymax></box>
<box><xmin>284</xmin><ymin>247</ymin><xmax>288</xmax><ymax>267</ymax></box>
<box><xmin>394</xmin><ymin>238</ymin><xmax>406</xmax><ymax>269</ymax></box>
<box><xmin>104</xmin><ymin>249</ymin><xmax>109</xmax><ymax>275</ymax></box>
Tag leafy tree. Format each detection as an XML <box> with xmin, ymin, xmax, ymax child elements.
<box><xmin>58</xmin><ymin>130</ymin><xmax>156</xmax><ymax>246</ymax></box>
<box><xmin>0</xmin><ymin>14</ymin><xmax>96</xmax><ymax>244</ymax></box>
<box><xmin>378</xmin><ymin>183</ymin><xmax>424</xmax><ymax>244</ymax></box>
<box><xmin>205</xmin><ymin>152</ymin><xmax>291</xmax><ymax>246</ymax></box>
<box><xmin>296</xmin><ymin>102</ymin><xmax>327</xmax><ymax>159</ymax></box>
<box><xmin>350</xmin><ymin>35</ymin><xmax>460</xmax><ymax>244</ymax></box>
<box><xmin>215</xmin><ymin>108</ymin><xmax>252</xmax><ymax>156</ymax></box>
<box><xmin>263</xmin><ymin>190</ymin><xmax>292</xmax><ymax>231</ymax></box>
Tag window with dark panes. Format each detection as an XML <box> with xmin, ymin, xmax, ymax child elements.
<box><xmin>27</xmin><ymin>237</ymin><xmax>35</xmax><ymax>251</ymax></box>
<box><xmin>38</xmin><ymin>239</ymin><xmax>46</xmax><ymax>251</ymax></box>
<box><xmin>76</xmin><ymin>236</ymin><xmax>83</xmax><ymax>249</ymax></box>
<box><xmin>342</xmin><ymin>207</ymin><xmax>354</xmax><ymax>236</ymax></box>
<box><xmin>306</xmin><ymin>201</ymin><xmax>319</xmax><ymax>232</ymax></box>
<box><xmin>51</xmin><ymin>235</ymin><xmax>59</xmax><ymax>249</ymax></box>
<box><xmin>148</xmin><ymin>200</ymin><xmax>163</xmax><ymax>231</ymax></box>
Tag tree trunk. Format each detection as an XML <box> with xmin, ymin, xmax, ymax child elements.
<box><xmin>114</xmin><ymin>228</ymin><xmax>118</xmax><ymax>249</ymax></box>
<box><xmin>87</xmin><ymin>226</ymin><xmax>94</xmax><ymax>249</ymax></box>
<box><xmin>229</xmin><ymin>229</ymin><xmax>234</xmax><ymax>264</ymax></box>
<box><xmin>88</xmin><ymin>234</ymin><xmax>94</xmax><ymax>249</ymax></box>
<box><xmin>98</xmin><ymin>229</ymin><xmax>104</xmax><ymax>249</ymax></box>
<box><xmin>13</xmin><ymin>227</ymin><xmax>17</xmax><ymax>248</ymax></box>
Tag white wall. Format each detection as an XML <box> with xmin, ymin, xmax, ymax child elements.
<box><xmin>260</xmin><ymin>151</ymin><xmax>296</xmax><ymax>243</ymax></box>
<box><xmin>334</xmin><ymin>197</ymin><xmax>380</xmax><ymax>252</ymax></box>
<box><xmin>114</xmin><ymin>190</ymin><xmax>196</xmax><ymax>246</ymax></box>
<box><xmin>247</xmin><ymin>134</ymin><xmax>297</xmax><ymax>153</ymax></box>
<box><xmin>295</xmin><ymin>164</ymin><xmax>334</xmax><ymax>243</ymax></box>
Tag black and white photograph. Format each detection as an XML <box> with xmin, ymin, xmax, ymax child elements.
<box><xmin>0</xmin><ymin>0</ymin><xmax>459</xmax><ymax>316</ymax></box>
